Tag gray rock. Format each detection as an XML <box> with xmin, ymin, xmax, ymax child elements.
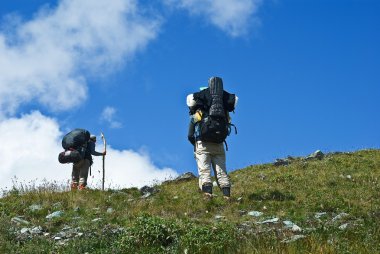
<box><xmin>20</xmin><ymin>228</ymin><xmax>30</xmax><ymax>234</ymax></box>
<box><xmin>314</xmin><ymin>212</ymin><xmax>327</xmax><ymax>219</ymax></box>
<box><xmin>281</xmin><ymin>234</ymin><xmax>306</xmax><ymax>243</ymax></box>
<box><xmin>106</xmin><ymin>208</ymin><xmax>114</xmax><ymax>214</ymax></box>
<box><xmin>237</xmin><ymin>197</ymin><xmax>243</xmax><ymax>202</ymax></box>
<box><xmin>11</xmin><ymin>216</ymin><xmax>30</xmax><ymax>225</ymax></box>
<box><xmin>140</xmin><ymin>185</ymin><xmax>158</xmax><ymax>196</ymax></box>
<box><xmin>257</xmin><ymin>217</ymin><xmax>279</xmax><ymax>224</ymax></box>
<box><xmin>332</xmin><ymin>212</ymin><xmax>349</xmax><ymax>222</ymax></box>
<box><xmin>274</xmin><ymin>158</ymin><xmax>290</xmax><ymax>166</ymax></box>
<box><xmin>141</xmin><ymin>192</ymin><xmax>151</xmax><ymax>199</ymax></box>
<box><xmin>174</xmin><ymin>172</ymin><xmax>197</xmax><ymax>182</ymax></box>
<box><xmin>305</xmin><ymin>150</ymin><xmax>324</xmax><ymax>160</ymax></box>
<box><xmin>29</xmin><ymin>204</ymin><xmax>42</xmax><ymax>211</ymax></box>
<box><xmin>54</xmin><ymin>236</ymin><xmax>62</xmax><ymax>241</ymax></box>
<box><xmin>92</xmin><ymin>218</ymin><xmax>102</xmax><ymax>222</ymax></box>
<box><xmin>248</xmin><ymin>211</ymin><xmax>263</xmax><ymax>217</ymax></box>
<box><xmin>73</xmin><ymin>207</ymin><xmax>80</xmax><ymax>212</ymax></box>
<box><xmin>30</xmin><ymin>226</ymin><xmax>43</xmax><ymax>235</ymax></box>
<box><xmin>46</xmin><ymin>211</ymin><xmax>63</xmax><ymax>219</ymax></box>
<box><xmin>173</xmin><ymin>196</ymin><xmax>179</xmax><ymax>200</ymax></box>
<box><xmin>283</xmin><ymin>221</ymin><xmax>302</xmax><ymax>232</ymax></box>
<box><xmin>215</xmin><ymin>215</ymin><xmax>225</xmax><ymax>220</ymax></box>
<box><xmin>338</xmin><ymin>223</ymin><xmax>349</xmax><ymax>230</ymax></box>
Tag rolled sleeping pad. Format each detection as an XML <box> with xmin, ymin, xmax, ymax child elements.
<box><xmin>58</xmin><ymin>150</ymin><xmax>82</xmax><ymax>164</ymax></box>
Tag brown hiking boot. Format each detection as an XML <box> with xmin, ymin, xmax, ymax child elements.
<box><xmin>78</xmin><ymin>184</ymin><xmax>86</xmax><ymax>190</ymax></box>
<box><xmin>71</xmin><ymin>182</ymin><xmax>78</xmax><ymax>191</ymax></box>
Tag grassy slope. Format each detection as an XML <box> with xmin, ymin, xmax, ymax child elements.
<box><xmin>0</xmin><ymin>149</ymin><xmax>379</xmax><ymax>253</ymax></box>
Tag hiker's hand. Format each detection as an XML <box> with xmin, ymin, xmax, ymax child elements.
<box><xmin>103</xmin><ymin>151</ymin><xmax>107</xmax><ymax>156</ymax></box>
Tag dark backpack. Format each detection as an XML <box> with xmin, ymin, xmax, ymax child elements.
<box><xmin>192</xmin><ymin>77</ymin><xmax>237</xmax><ymax>144</ymax></box>
<box><xmin>58</xmin><ymin>129</ymin><xmax>90</xmax><ymax>164</ymax></box>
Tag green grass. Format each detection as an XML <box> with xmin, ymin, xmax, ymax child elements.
<box><xmin>1</xmin><ymin>149</ymin><xmax>380</xmax><ymax>253</ymax></box>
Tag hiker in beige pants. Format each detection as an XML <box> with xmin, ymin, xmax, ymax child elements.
<box><xmin>194</xmin><ymin>140</ymin><xmax>231</xmax><ymax>197</ymax></box>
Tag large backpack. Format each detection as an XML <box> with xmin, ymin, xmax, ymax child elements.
<box><xmin>58</xmin><ymin>129</ymin><xmax>90</xmax><ymax>164</ymax></box>
<box><xmin>190</xmin><ymin>77</ymin><xmax>237</xmax><ymax>144</ymax></box>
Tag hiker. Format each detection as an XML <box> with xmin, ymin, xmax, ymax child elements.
<box><xmin>71</xmin><ymin>134</ymin><xmax>106</xmax><ymax>190</ymax></box>
<box><xmin>187</xmin><ymin>77</ymin><xmax>238</xmax><ymax>199</ymax></box>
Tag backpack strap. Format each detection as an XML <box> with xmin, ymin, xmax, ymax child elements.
<box><xmin>224</xmin><ymin>140</ymin><xmax>229</xmax><ymax>151</ymax></box>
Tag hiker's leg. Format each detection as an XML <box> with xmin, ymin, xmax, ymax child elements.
<box><xmin>72</xmin><ymin>161</ymin><xmax>82</xmax><ymax>188</ymax></box>
<box><xmin>79</xmin><ymin>159</ymin><xmax>91</xmax><ymax>187</ymax></box>
<box><xmin>211</xmin><ymin>143</ymin><xmax>230</xmax><ymax>190</ymax></box>
<box><xmin>195</xmin><ymin>141</ymin><xmax>212</xmax><ymax>191</ymax></box>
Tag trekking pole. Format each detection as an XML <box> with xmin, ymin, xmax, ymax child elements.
<box><xmin>101</xmin><ymin>132</ymin><xmax>106</xmax><ymax>191</ymax></box>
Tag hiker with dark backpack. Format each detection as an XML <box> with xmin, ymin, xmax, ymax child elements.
<box><xmin>59</xmin><ymin>129</ymin><xmax>106</xmax><ymax>190</ymax></box>
<box><xmin>187</xmin><ymin>77</ymin><xmax>238</xmax><ymax>199</ymax></box>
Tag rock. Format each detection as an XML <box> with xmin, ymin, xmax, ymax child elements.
<box><xmin>20</xmin><ymin>228</ymin><xmax>30</xmax><ymax>234</ymax></box>
<box><xmin>314</xmin><ymin>212</ymin><xmax>327</xmax><ymax>219</ymax></box>
<box><xmin>237</xmin><ymin>197</ymin><xmax>243</xmax><ymax>202</ymax></box>
<box><xmin>338</xmin><ymin>223</ymin><xmax>349</xmax><ymax>230</ymax></box>
<box><xmin>46</xmin><ymin>211</ymin><xmax>63</xmax><ymax>219</ymax></box>
<box><xmin>346</xmin><ymin>175</ymin><xmax>352</xmax><ymax>180</ymax></box>
<box><xmin>248</xmin><ymin>211</ymin><xmax>263</xmax><ymax>217</ymax></box>
<box><xmin>257</xmin><ymin>217</ymin><xmax>279</xmax><ymax>224</ymax></box>
<box><xmin>29</xmin><ymin>204</ymin><xmax>42</xmax><ymax>211</ymax></box>
<box><xmin>106</xmin><ymin>208</ymin><xmax>114</xmax><ymax>214</ymax></box>
<box><xmin>92</xmin><ymin>218</ymin><xmax>102</xmax><ymax>222</ymax></box>
<box><xmin>54</xmin><ymin>236</ymin><xmax>62</xmax><ymax>241</ymax></box>
<box><xmin>173</xmin><ymin>196</ymin><xmax>179</xmax><ymax>200</ymax></box>
<box><xmin>274</xmin><ymin>158</ymin><xmax>290</xmax><ymax>166</ymax></box>
<box><xmin>215</xmin><ymin>215</ymin><xmax>225</xmax><ymax>220</ymax></box>
<box><xmin>281</xmin><ymin>234</ymin><xmax>306</xmax><ymax>243</ymax></box>
<box><xmin>283</xmin><ymin>221</ymin><xmax>302</xmax><ymax>232</ymax></box>
<box><xmin>30</xmin><ymin>226</ymin><xmax>43</xmax><ymax>235</ymax></box>
<box><xmin>73</xmin><ymin>207</ymin><xmax>80</xmax><ymax>212</ymax></box>
<box><xmin>140</xmin><ymin>185</ymin><xmax>158</xmax><ymax>197</ymax></box>
<box><xmin>305</xmin><ymin>150</ymin><xmax>324</xmax><ymax>160</ymax></box>
<box><xmin>11</xmin><ymin>216</ymin><xmax>30</xmax><ymax>225</ymax></box>
<box><xmin>332</xmin><ymin>212</ymin><xmax>349</xmax><ymax>222</ymax></box>
<box><xmin>141</xmin><ymin>192</ymin><xmax>151</xmax><ymax>199</ymax></box>
<box><xmin>174</xmin><ymin>172</ymin><xmax>197</xmax><ymax>182</ymax></box>
<box><xmin>44</xmin><ymin>232</ymin><xmax>50</xmax><ymax>237</ymax></box>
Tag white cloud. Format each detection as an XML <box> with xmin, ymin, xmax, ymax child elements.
<box><xmin>0</xmin><ymin>0</ymin><xmax>160</xmax><ymax>116</ymax></box>
<box><xmin>100</xmin><ymin>106</ymin><xmax>122</xmax><ymax>129</ymax></box>
<box><xmin>0</xmin><ymin>112</ymin><xmax>177</xmax><ymax>192</ymax></box>
<box><xmin>163</xmin><ymin>0</ymin><xmax>262</xmax><ymax>37</ymax></box>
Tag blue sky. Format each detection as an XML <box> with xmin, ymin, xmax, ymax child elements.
<box><xmin>0</xmin><ymin>0</ymin><xmax>379</xmax><ymax>190</ymax></box>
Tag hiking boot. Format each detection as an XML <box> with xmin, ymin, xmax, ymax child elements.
<box><xmin>71</xmin><ymin>182</ymin><xmax>78</xmax><ymax>191</ymax></box>
<box><xmin>78</xmin><ymin>184</ymin><xmax>86</xmax><ymax>190</ymax></box>
<box><xmin>222</xmin><ymin>187</ymin><xmax>231</xmax><ymax>198</ymax></box>
<box><xmin>202</xmin><ymin>184</ymin><xmax>212</xmax><ymax>194</ymax></box>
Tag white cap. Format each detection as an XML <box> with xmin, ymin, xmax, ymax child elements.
<box><xmin>186</xmin><ymin>94</ymin><xmax>196</xmax><ymax>107</ymax></box>
<box><xmin>90</xmin><ymin>134</ymin><xmax>96</xmax><ymax>140</ymax></box>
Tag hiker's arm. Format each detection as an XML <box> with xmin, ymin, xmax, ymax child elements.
<box><xmin>187</xmin><ymin>120</ymin><xmax>195</xmax><ymax>146</ymax></box>
<box><xmin>89</xmin><ymin>142</ymin><xmax>104</xmax><ymax>156</ymax></box>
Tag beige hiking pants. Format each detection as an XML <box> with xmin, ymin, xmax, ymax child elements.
<box><xmin>194</xmin><ymin>141</ymin><xmax>231</xmax><ymax>190</ymax></box>
<box><xmin>72</xmin><ymin>159</ymin><xmax>91</xmax><ymax>186</ymax></box>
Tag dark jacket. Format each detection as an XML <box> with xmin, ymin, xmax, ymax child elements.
<box><xmin>85</xmin><ymin>140</ymin><xmax>103</xmax><ymax>164</ymax></box>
